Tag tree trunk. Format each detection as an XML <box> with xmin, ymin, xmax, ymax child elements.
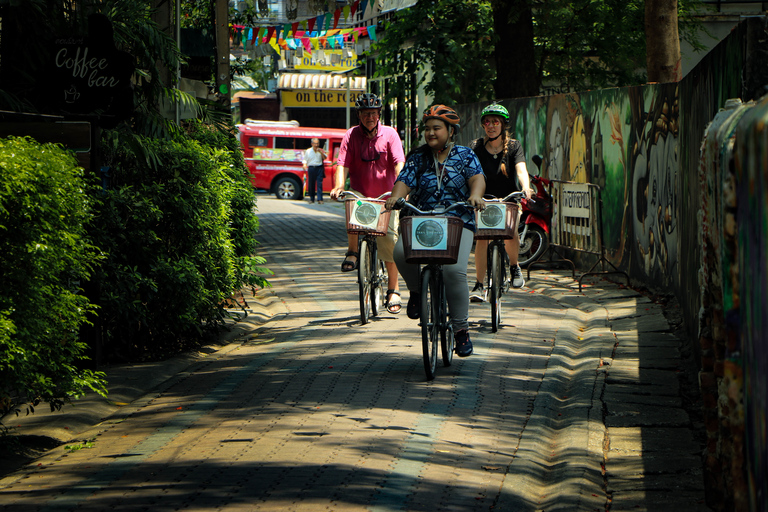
<box><xmin>645</xmin><ymin>0</ymin><xmax>681</xmax><ymax>83</ymax></box>
<box><xmin>492</xmin><ymin>0</ymin><xmax>538</xmax><ymax>99</ymax></box>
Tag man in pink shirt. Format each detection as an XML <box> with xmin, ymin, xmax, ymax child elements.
<box><xmin>330</xmin><ymin>93</ymin><xmax>405</xmax><ymax>313</ymax></box>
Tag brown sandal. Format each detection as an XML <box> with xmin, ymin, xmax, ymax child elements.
<box><xmin>341</xmin><ymin>251</ymin><xmax>359</xmax><ymax>272</ymax></box>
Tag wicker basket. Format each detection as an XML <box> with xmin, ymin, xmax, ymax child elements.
<box><xmin>400</xmin><ymin>215</ymin><xmax>464</xmax><ymax>264</ymax></box>
<box><xmin>474</xmin><ymin>201</ymin><xmax>519</xmax><ymax>240</ymax></box>
<box><xmin>345</xmin><ymin>198</ymin><xmax>391</xmax><ymax>236</ymax></box>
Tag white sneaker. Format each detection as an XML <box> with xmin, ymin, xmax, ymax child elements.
<box><xmin>469</xmin><ymin>282</ymin><xmax>487</xmax><ymax>302</ymax></box>
<box><xmin>511</xmin><ymin>265</ymin><xmax>525</xmax><ymax>288</ymax></box>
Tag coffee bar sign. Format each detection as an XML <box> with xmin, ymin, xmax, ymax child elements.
<box><xmin>51</xmin><ymin>13</ymin><xmax>134</xmax><ymax>125</ymax></box>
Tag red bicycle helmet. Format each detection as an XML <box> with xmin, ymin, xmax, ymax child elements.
<box><xmin>423</xmin><ymin>104</ymin><xmax>461</xmax><ymax>131</ymax></box>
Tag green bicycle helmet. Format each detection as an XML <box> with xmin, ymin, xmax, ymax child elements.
<box><xmin>480</xmin><ymin>103</ymin><xmax>510</xmax><ymax>125</ymax></box>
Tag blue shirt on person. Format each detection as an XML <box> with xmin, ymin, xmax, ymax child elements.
<box><xmin>395</xmin><ymin>144</ymin><xmax>485</xmax><ymax>231</ymax></box>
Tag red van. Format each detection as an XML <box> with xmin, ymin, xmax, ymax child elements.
<box><xmin>236</xmin><ymin>120</ymin><xmax>348</xmax><ymax>200</ymax></box>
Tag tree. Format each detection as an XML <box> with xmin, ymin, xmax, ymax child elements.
<box><xmin>645</xmin><ymin>0</ymin><xmax>682</xmax><ymax>82</ymax></box>
<box><xmin>374</xmin><ymin>0</ymin><xmax>705</xmax><ymax>103</ymax></box>
<box><xmin>491</xmin><ymin>0</ymin><xmax>538</xmax><ymax>98</ymax></box>
<box><xmin>371</xmin><ymin>0</ymin><xmax>496</xmax><ymax>106</ymax></box>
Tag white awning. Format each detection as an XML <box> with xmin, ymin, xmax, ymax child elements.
<box><xmin>278</xmin><ymin>73</ymin><xmax>366</xmax><ymax>91</ymax></box>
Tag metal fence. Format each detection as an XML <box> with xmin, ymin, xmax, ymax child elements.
<box><xmin>528</xmin><ymin>179</ymin><xmax>628</xmax><ymax>291</ymax></box>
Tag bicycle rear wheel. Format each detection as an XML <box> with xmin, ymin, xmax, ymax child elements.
<box><xmin>490</xmin><ymin>244</ymin><xmax>502</xmax><ymax>332</ymax></box>
<box><xmin>358</xmin><ymin>239</ymin><xmax>374</xmax><ymax>325</ymax></box>
<box><xmin>420</xmin><ymin>267</ymin><xmax>439</xmax><ymax>380</ymax></box>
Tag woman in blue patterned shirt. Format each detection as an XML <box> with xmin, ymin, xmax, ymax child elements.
<box><xmin>385</xmin><ymin>105</ymin><xmax>486</xmax><ymax>357</ymax></box>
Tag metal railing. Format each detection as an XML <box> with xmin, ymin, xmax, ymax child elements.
<box><xmin>528</xmin><ymin>179</ymin><xmax>629</xmax><ymax>291</ymax></box>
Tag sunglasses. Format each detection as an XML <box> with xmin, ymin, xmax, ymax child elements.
<box><xmin>482</xmin><ymin>119</ymin><xmax>502</xmax><ymax>127</ymax></box>
<box><xmin>361</xmin><ymin>141</ymin><xmax>381</xmax><ymax>162</ymax></box>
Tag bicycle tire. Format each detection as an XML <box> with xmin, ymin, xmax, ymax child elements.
<box><xmin>358</xmin><ymin>239</ymin><xmax>373</xmax><ymax>325</ymax></box>
<box><xmin>439</xmin><ymin>270</ymin><xmax>453</xmax><ymax>367</ymax></box>
<box><xmin>490</xmin><ymin>244</ymin><xmax>502</xmax><ymax>332</ymax></box>
<box><xmin>370</xmin><ymin>242</ymin><xmax>383</xmax><ymax>318</ymax></box>
<box><xmin>420</xmin><ymin>267</ymin><xmax>439</xmax><ymax>380</ymax></box>
<box><xmin>518</xmin><ymin>224</ymin><xmax>549</xmax><ymax>268</ymax></box>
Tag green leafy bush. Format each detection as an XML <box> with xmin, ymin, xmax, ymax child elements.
<box><xmin>92</xmin><ymin>129</ymin><xmax>268</xmax><ymax>361</ymax></box>
<box><xmin>184</xmin><ymin>121</ymin><xmax>271</xmax><ymax>289</ymax></box>
<box><xmin>0</xmin><ymin>136</ymin><xmax>106</xmax><ymax>416</ymax></box>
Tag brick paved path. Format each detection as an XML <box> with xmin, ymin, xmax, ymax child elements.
<box><xmin>0</xmin><ymin>195</ymin><xmax>707</xmax><ymax>511</ymax></box>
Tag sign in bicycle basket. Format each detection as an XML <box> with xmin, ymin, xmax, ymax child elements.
<box><xmin>400</xmin><ymin>215</ymin><xmax>463</xmax><ymax>264</ymax></box>
<box><xmin>474</xmin><ymin>201</ymin><xmax>519</xmax><ymax>240</ymax></box>
<box><xmin>345</xmin><ymin>198</ymin><xmax>391</xmax><ymax>236</ymax></box>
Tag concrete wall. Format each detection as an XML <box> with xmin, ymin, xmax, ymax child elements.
<box><xmin>455</xmin><ymin>16</ymin><xmax>768</xmax><ymax>511</ymax></box>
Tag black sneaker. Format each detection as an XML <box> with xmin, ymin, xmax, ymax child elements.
<box><xmin>455</xmin><ymin>329</ymin><xmax>473</xmax><ymax>357</ymax></box>
<box><xmin>406</xmin><ymin>292</ymin><xmax>421</xmax><ymax>319</ymax></box>
<box><xmin>511</xmin><ymin>264</ymin><xmax>525</xmax><ymax>288</ymax></box>
<box><xmin>469</xmin><ymin>281</ymin><xmax>486</xmax><ymax>302</ymax></box>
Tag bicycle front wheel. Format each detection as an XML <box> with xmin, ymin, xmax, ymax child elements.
<box><xmin>358</xmin><ymin>239</ymin><xmax>374</xmax><ymax>325</ymax></box>
<box><xmin>439</xmin><ymin>271</ymin><xmax>453</xmax><ymax>367</ymax></box>
<box><xmin>420</xmin><ymin>267</ymin><xmax>439</xmax><ymax>380</ymax></box>
<box><xmin>490</xmin><ymin>244</ymin><xmax>503</xmax><ymax>332</ymax></box>
<box><xmin>370</xmin><ymin>244</ymin><xmax>383</xmax><ymax>318</ymax></box>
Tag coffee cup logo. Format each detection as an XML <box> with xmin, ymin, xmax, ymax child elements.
<box><xmin>64</xmin><ymin>85</ymin><xmax>80</xmax><ymax>103</ymax></box>
<box><xmin>414</xmin><ymin>220</ymin><xmax>445</xmax><ymax>248</ymax></box>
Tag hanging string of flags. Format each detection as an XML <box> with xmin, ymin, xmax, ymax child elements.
<box><xmin>230</xmin><ymin>0</ymin><xmax>378</xmax><ymax>57</ymax></box>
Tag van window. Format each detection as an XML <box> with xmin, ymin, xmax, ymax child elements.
<box><xmin>248</xmin><ymin>136</ymin><xmax>268</xmax><ymax>147</ymax></box>
<box><xmin>274</xmin><ymin>137</ymin><xmax>331</xmax><ymax>151</ymax></box>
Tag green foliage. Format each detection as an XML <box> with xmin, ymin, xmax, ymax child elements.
<box><xmin>372</xmin><ymin>0</ymin><xmax>496</xmax><ymax>106</ymax></box>
<box><xmin>92</xmin><ymin>126</ymin><xmax>268</xmax><ymax>361</ymax></box>
<box><xmin>184</xmin><ymin>121</ymin><xmax>272</xmax><ymax>289</ymax></box>
<box><xmin>0</xmin><ymin>137</ymin><xmax>106</xmax><ymax>416</ymax></box>
<box><xmin>378</xmin><ymin>0</ymin><xmax>709</xmax><ymax>100</ymax></box>
<box><xmin>533</xmin><ymin>0</ymin><xmax>647</xmax><ymax>91</ymax></box>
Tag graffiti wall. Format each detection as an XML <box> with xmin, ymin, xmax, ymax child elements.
<box><xmin>455</xmin><ymin>16</ymin><xmax>768</xmax><ymax>511</ymax></box>
<box><xmin>457</xmin><ymin>83</ymin><xmax>681</xmax><ymax>289</ymax></box>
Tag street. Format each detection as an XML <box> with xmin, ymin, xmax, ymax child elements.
<box><xmin>0</xmin><ymin>195</ymin><xmax>707</xmax><ymax>511</ymax></box>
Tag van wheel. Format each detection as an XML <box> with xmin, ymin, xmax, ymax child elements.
<box><xmin>274</xmin><ymin>177</ymin><xmax>302</xmax><ymax>200</ymax></box>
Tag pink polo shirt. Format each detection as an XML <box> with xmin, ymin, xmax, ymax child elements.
<box><xmin>338</xmin><ymin>122</ymin><xmax>405</xmax><ymax>198</ymax></box>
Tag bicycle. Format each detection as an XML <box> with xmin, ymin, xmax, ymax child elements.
<box><xmin>340</xmin><ymin>191</ymin><xmax>391</xmax><ymax>325</ymax></box>
<box><xmin>475</xmin><ymin>191</ymin><xmax>525</xmax><ymax>332</ymax></box>
<box><xmin>395</xmin><ymin>199</ymin><xmax>469</xmax><ymax>380</ymax></box>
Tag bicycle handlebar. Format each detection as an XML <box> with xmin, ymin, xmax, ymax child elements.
<box><xmin>393</xmin><ymin>198</ymin><xmax>470</xmax><ymax>216</ymax></box>
<box><xmin>483</xmin><ymin>191</ymin><xmax>526</xmax><ymax>203</ymax></box>
<box><xmin>338</xmin><ymin>190</ymin><xmax>392</xmax><ymax>201</ymax></box>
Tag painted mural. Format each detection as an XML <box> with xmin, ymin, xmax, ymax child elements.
<box><xmin>458</xmin><ymin>83</ymin><xmax>681</xmax><ymax>289</ymax></box>
<box><xmin>455</xmin><ymin>18</ymin><xmax>767</xmax><ymax>508</ymax></box>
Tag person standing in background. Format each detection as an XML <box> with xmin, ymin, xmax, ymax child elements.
<box><xmin>303</xmin><ymin>138</ymin><xmax>327</xmax><ymax>204</ymax></box>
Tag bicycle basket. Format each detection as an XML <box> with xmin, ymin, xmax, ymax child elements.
<box><xmin>474</xmin><ymin>201</ymin><xmax>519</xmax><ymax>240</ymax></box>
<box><xmin>345</xmin><ymin>198</ymin><xmax>391</xmax><ymax>236</ymax></box>
<box><xmin>400</xmin><ymin>215</ymin><xmax>464</xmax><ymax>264</ymax></box>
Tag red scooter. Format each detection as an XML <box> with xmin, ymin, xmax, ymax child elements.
<box><xmin>518</xmin><ymin>155</ymin><xmax>552</xmax><ymax>268</ymax></box>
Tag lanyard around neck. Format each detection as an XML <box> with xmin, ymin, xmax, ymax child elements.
<box><xmin>432</xmin><ymin>144</ymin><xmax>452</xmax><ymax>191</ymax></box>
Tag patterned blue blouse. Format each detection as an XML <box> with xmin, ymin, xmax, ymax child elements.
<box><xmin>396</xmin><ymin>144</ymin><xmax>486</xmax><ymax>231</ymax></box>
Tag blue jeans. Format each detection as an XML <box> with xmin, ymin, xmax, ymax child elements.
<box><xmin>307</xmin><ymin>165</ymin><xmax>324</xmax><ymax>202</ymax></box>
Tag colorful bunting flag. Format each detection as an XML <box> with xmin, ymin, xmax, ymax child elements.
<box><xmin>350</xmin><ymin>0</ymin><xmax>359</xmax><ymax>17</ymax></box>
<box><xmin>333</xmin><ymin>8</ymin><xmax>341</xmax><ymax>29</ymax></box>
<box><xmin>266</xmin><ymin>26</ymin><xmax>276</xmax><ymax>42</ymax></box>
<box><xmin>361</xmin><ymin>0</ymin><xmax>369</xmax><ymax>16</ymax></box>
<box><xmin>367</xmin><ymin>25</ymin><xmax>377</xmax><ymax>42</ymax></box>
<box><xmin>308</xmin><ymin>17</ymin><xmax>316</xmax><ymax>33</ymax></box>
<box><xmin>292</xmin><ymin>22</ymin><xmax>299</xmax><ymax>34</ymax></box>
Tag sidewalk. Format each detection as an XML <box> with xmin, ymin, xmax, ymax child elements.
<box><xmin>0</xmin><ymin>196</ymin><xmax>709</xmax><ymax>511</ymax></box>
